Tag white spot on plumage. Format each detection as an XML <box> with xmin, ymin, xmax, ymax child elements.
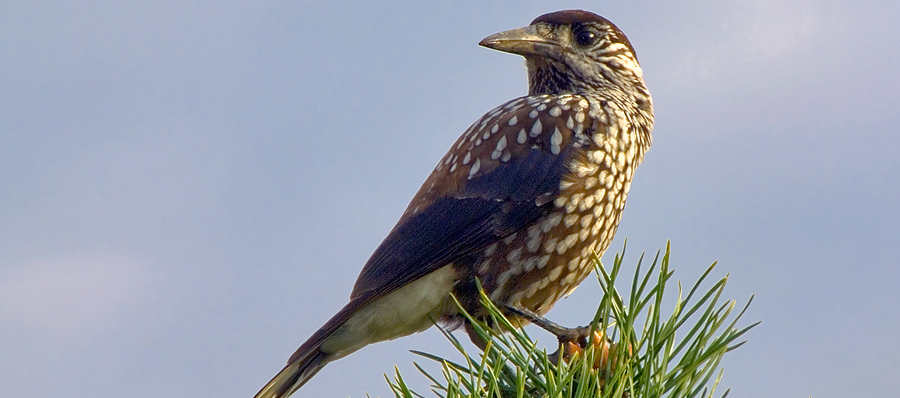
<box><xmin>501</xmin><ymin>151</ymin><xmax>511</xmax><ymax>162</ymax></box>
<box><xmin>506</xmin><ymin>247</ymin><xmax>523</xmax><ymax>264</ymax></box>
<box><xmin>478</xmin><ymin>259</ymin><xmax>492</xmax><ymax>274</ymax></box>
<box><xmin>526</xmin><ymin>225</ymin><xmax>542</xmax><ymax>253</ymax></box>
<box><xmin>523</xmin><ymin>257</ymin><xmax>538</xmax><ymax>272</ymax></box>
<box><xmin>541</xmin><ymin>212</ymin><xmax>563</xmax><ymax>233</ymax></box>
<box><xmin>557</xmin><ymin>233</ymin><xmax>579</xmax><ymax>254</ymax></box>
<box><xmin>594</xmin><ymin>190</ymin><xmax>607</xmax><ymax>210</ymax></box>
<box><xmin>581</xmin><ymin>194</ymin><xmax>595</xmax><ymax>211</ymax></box>
<box><xmin>530</xmin><ymin>119</ymin><xmax>542</xmax><ymax>137</ymax></box>
<box><xmin>537</xmin><ymin>255</ymin><xmax>551</xmax><ymax>269</ymax></box>
<box><xmin>504</xmin><ymin>99</ymin><xmax>524</xmax><ymax>110</ymax></box>
<box><xmin>549</xmin><ymin>106</ymin><xmax>562</xmax><ymax>117</ymax></box>
<box><xmin>491</xmin><ymin>136</ymin><xmax>507</xmax><ymax>161</ymax></box>
<box><xmin>491</xmin><ymin>124</ymin><xmax>499</xmax><ymax>134</ymax></box>
<box><xmin>579</xmin><ymin>227</ymin><xmax>590</xmax><ymax>241</ymax></box>
<box><xmin>529</xmin><ymin>109</ymin><xmax>539</xmax><ymax>118</ymax></box>
<box><xmin>554</xmin><ymin>196</ymin><xmax>567</xmax><ymax>207</ymax></box>
<box><xmin>495</xmin><ymin>272</ymin><xmax>512</xmax><ymax>297</ymax></box>
<box><xmin>543</xmin><ymin>237</ymin><xmax>558</xmax><ymax>254</ymax></box>
<box><xmin>591</xmin><ymin>221</ymin><xmax>603</xmax><ymax>236</ymax></box>
<box><xmin>567</xmin><ymin>257</ymin><xmax>581</xmax><ymax>272</ymax></box>
<box><xmin>525</xmin><ymin>283</ymin><xmax>539</xmax><ymax>298</ymax></box>
<box><xmin>575</xmin><ymin>111</ymin><xmax>586</xmax><ymax>123</ymax></box>
<box><xmin>567</xmin><ymin>192</ymin><xmax>583</xmax><ymax>210</ymax></box>
<box><xmin>484</xmin><ymin>243</ymin><xmax>498</xmax><ymax>256</ymax></box>
<box><xmin>502</xmin><ymin>232</ymin><xmax>518</xmax><ymax>245</ymax></box>
<box><xmin>537</xmin><ymin>275</ymin><xmax>550</xmax><ymax>289</ymax></box>
<box><xmin>574</xmin><ymin>162</ymin><xmax>598</xmax><ymax>177</ymax></box>
<box><xmin>517</xmin><ymin>128</ymin><xmax>527</xmax><ymax>144</ymax></box>
<box><xmin>468</xmin><ymin>158</ymin><xmax>480</xmax><ymax>178</ymax></box>
<box><xmin>550</xmin><ymin>127</ymin><xmax>562</xmax><ymax>155</ymax></box>
<box><xmin>565</xmin><ymin>201</ymin><xmax>579</xmax><ymax>214</ymax></box>
<box><xmin>548</xmin><ymin>265</ymin><xmax>563</xmax><ymax>282</ymax></box>
<box><xmin>508</xmin><ymin>116</ymin><xmax>518</xmax><ymax>126</ymax></box>
<box><xmin>563</xmin><ymin>268</ymin><xmax>579</xmax><ymax>285</ymax></box>
<box><xmin>606</xmin><ymin>188</ymin><xmax>617</xmax><ymax>202</ymax></box>
<box><xmin>462</xmin><ymin>152</ymin><xmax>471</xmax><ymax>165</ymax></box>
<box><xmin>580</xmin><ymin>214</ymin><xmax>593</xmax><ymax>228</ymax></box>
<box><xmin>456</xmin><ymin>136</ymin><xmax>468</xmax><ymax>150</ymax></box>
<box><xmin>600</xmin><ymin>171</ymin><xmax>614</xmax><ymax>188</ymax></box>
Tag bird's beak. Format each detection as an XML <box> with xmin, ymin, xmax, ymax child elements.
<box><xmin>479</xmin><ymin>25</ymin><xmax>561</xmax><ymax>58</ymax></box>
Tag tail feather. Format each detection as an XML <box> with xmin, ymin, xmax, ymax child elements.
<box><xmin>254</xmin><ymin>348</ymin><xmax>331</xmax><ymax>398</ymax></box>
<box><xmin>254</xmin><ymin>297</ymin><xmax>374</xmax><ymax>398</ymax></box>
<box><xmin>254</xmin><ymin>269</ymin><xmax>452</xmax><ymax>397</ymax></box>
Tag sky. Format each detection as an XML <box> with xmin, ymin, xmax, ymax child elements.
<box><xmin>1</xmin><ymin>1</ymin><xmax>898</xmax><ymax>397</ymax></box>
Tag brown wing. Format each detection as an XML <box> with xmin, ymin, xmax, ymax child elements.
<box><xmin>350</xmin><ymin>94</ymin><xmax>593</xmax><ymax>299</ymax></box>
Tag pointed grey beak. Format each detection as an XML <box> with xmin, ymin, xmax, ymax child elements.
<box><xmin>479</xmin><ymin>25</ymin><xmax>562</xmax><ymax>58</ymax></box>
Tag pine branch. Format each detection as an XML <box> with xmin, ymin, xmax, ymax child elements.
<box><xmin>386</xmin><ymin>242</ymin><xmax>757</xmax><ymax>398</ymax></box>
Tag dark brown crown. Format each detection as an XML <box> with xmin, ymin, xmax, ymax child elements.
<box><xmin>531</xmin><ymin>10</ymin><xmax>612</xmax><ymax>26</ymax></box>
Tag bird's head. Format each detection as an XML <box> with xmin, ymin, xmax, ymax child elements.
<box><xmin>480</xmin><ymin>10</ymin><xmax>651</xmax><ymax>112</ymax></box>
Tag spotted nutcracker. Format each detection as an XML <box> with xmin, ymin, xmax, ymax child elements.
<box><xmin>255</xmin><ymin>9</ymin><xmax>653</xmax><ymax>398</ymax></box>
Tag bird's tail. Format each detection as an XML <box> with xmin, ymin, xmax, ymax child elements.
<box><xmin>253</xmin><ymin>298</ymin><xmax>370</xmax><ymax>398</ymax></box>
<box><xmin>253</xmin><ymin>346</ymin><xmax>332</xmax><ymax>398</ymax></box>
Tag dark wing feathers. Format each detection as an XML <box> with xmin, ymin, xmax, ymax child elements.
<box><xmin>461</xmin><ymin>146</ymin><xmax>567</xmax><ymax>202</ymax></box>
<box><xmin>349</xmin><ymin>95</ymin><xmax>587</xmax><ymax>301</ymax></box>
<box><xmin>351</xmin><ymin>196</ymin><xmax>503</xmax><ymax>299</ymax></box>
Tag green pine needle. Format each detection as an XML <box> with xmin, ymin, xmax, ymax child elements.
<box><xmin>387</xmin><ymin>242</ymin><xmax>757</xmax><ymax>398</ymax></box>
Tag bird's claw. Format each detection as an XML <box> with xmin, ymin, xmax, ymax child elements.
<box><xmin>551</xmin><ymin>330</ymin><xmax>633</xmax><ymax>373</ymax></box>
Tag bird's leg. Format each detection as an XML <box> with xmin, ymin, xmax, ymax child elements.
<box><xmin>503</xmin><ymin>305</ymin><xmax>631</xmax><ymax>371</ymax></box>
<box><xmin>503</xmin><ymin>305</ymin><xmax>590</xmax><ymax>345</ymax></box>
<box><xmin>503</xmin><ymin>304</ymin><xmax>596</xmax><ymax>363</ymax></box>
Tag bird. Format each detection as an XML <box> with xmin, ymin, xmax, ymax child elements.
<box><xmin>254</xmin><ymin>9</ymin><xmax>653</xmax><ymax>398</ymax></box>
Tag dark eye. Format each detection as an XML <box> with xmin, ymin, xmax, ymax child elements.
<box><xmin>574</xmin><ymin>27</ymin><xmax>597</xmax><ymax>47</ymax></box>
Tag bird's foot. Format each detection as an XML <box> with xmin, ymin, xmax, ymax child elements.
<box><xmin>553</xmin><ymin>329</ymin><xmax>632</xmax><ymax>373</ymax></box>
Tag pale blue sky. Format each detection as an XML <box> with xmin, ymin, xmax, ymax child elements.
<box><xmin>2</xmin><ymin>1</ymin><xmax>898</xmax><ymax>397</ymax></box>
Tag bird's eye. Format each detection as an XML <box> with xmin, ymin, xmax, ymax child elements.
<box><xmin>574</xmin><ymin>27</ymin><xmax>597</xmax><ymax>47</ymax></box>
